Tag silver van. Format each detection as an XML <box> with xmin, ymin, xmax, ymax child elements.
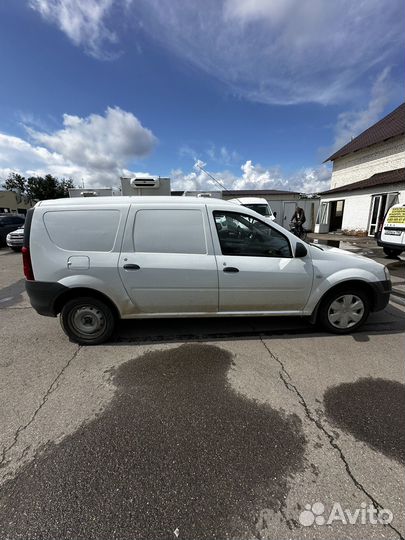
<box><xmin>23</xmin><ymin>196</ymin><xmax>391</xmax><ymax>344</ymax></box>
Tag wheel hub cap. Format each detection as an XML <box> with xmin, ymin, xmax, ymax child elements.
<box><xmin>328</xmin><ymin>294</ymin><xmax>365</xmax><ymax>329</ymax></box>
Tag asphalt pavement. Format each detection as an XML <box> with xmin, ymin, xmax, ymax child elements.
<box><xmin>0</xmin><ymin>242</ymin><xmax>404</xmax><ymax>540</ymax></box>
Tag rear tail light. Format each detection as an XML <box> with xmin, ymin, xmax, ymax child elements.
<box><xmin>22</xmin><ymin>246</ymin><xmax>35</xmax><ymax>281</ymax></box>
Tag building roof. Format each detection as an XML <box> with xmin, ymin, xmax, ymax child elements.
<box><xmin>224</xmin><ymin>189</ymin><xmax>300</xmax><ymax>196</ymax></box>
<box><xmin>172</xmin><ymin>189</ymin><xmax>300</xmax><ymax>197</ymax></box>
<box><xmin>320</xmin><ymin>167</ymin><xmax>405</xmax><ymax>195</ymax></box>
<box><xmin>325</xmin><ymin>103</ymin><xmax>405</xmax><ymax>162</ymax></box>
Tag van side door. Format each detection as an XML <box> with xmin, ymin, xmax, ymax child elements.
<box><xmin>118</xmin><ymin>204</ymin><xmax>218</xmax><ymax>314</ymax></box>
<box><xmin>211</xmin><ymin>210</ymin><xmax>313</xmax><ymax>313</ymax></box>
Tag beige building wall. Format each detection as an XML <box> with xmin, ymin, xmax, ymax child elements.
<box><xmin>0</xmin><ymin>191</ymin><xmax>35</xmax><ymax>213</ymax></box>
<box><xmin>330</xmin><ymin>135</ymin><xmax>405</xmax><ymax>189</ymax></box>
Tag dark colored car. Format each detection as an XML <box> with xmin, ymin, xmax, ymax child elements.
<box><xmin>0</xmin><ymin>213</ymin><xmax>26</xmax><ymax>247</ymax></box>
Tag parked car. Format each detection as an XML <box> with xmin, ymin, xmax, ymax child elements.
<box><xmin>23</xmin><ymin>196</ymin><xmax>391</xmax><ymax>345</ymax></box>
<box><xmin>6</xmin><ymin>226</ymin><xmax>24</xmax><ymax>251</ymax></box>
<box><xmin>228</xmin><ymin>197</ymin><xmax>276</xmax><ymax>221</ymax></box>
<box><xmin>376</xmin><ymin>203</ymin><xmax>405</xmax><ymax>257</ymax></box>
<box><xmin>0</xmin><ymin>213</ymin><xmax>25</xmax><ymax>248</ymax></box>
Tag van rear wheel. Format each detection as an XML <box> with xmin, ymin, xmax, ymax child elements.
<box><xmin>318</xmin><ymin>288</ymin><xmax>370</xmax><ymax>334</ymax></box>
<box><xmin>60</xmin><ymin>297</ymin><xmax>115</xmax><ymax>345</ymax></box>
<box><xmin>383</xmin><ymin>247</ymin><xmax>402</xmax><ymax>258</ymax></box>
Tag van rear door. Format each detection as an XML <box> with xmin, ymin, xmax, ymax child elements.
<box><xmin>381</xmin><ymin>205</ymin><xmax>405</xmax><ymax>248</ymax></box>
<box><xmin>118</xmin><ymin>204</ymin><xmax>218</xmax><ymax>314</ymax></box>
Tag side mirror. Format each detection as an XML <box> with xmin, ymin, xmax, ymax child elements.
<box><xmin>295</xmin><ymin>242</ymin><xmax>307</xmax><ymax>258</ymax></box>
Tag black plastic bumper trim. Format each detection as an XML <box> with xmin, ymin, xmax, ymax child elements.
<box><xmin>369</xmin><ymin>279</ymin><xmax>392</xmax><ymax>312</ymax></box>
<box><xmin>25</xmin><ymin>281</ymin><xmax>68</xmax><ymax>317</ymax></box>
<box><xmin>376</xmin><ymin>238</ymin><xmax>404</xmax><ymax>251</ymax></box>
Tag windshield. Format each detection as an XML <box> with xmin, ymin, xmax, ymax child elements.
<box><xmin>243</xmin><ymin>204</ymin><xmax>271</xmax><ymax>217</ymax></box>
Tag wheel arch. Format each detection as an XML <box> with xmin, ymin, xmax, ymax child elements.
<box><xmin>309</xmin><ymin>279</ymin><xmax>378</xmax><ymax>324</ymax></box>
<box><xmin>54</xmin><ymin>287</ymin><xmax>121</xmax><ymax>320</ymax></box>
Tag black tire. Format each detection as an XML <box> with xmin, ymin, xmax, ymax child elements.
<box><xmin>383</xmin><ymin>247</ymin><xmax>402</xmax><ymax>258</ymax></box>
<box><xmin>318</xmin><ymin>288</ymin><xmax>370</xmax><ymax>334</ymax></box>
<box><xmin>60</xmin><ymin>296</ymin><xmax>115</xmax><ymax>345</ymax></box>
<box><xmin>11</xmin><ymin>247</ymin><xmax>22</xmax><ymax>252</ymax></box>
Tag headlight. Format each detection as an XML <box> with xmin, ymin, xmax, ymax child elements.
<box><xmin>384</xmin><ymin>266</ymin><xmax>391</xmax><ymax>281</ymax></box>
<box><xmin>6</xmin><ymin>234</ymin><xmax>11</xmax><ymax>241</ymax></box>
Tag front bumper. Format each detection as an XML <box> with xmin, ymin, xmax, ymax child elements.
<box><xmin>6</xmin><ymin>239</ymin><xmax>24</xmax><ymax>247</ymax></box>
<box><xmin>369</xmin><ymin>279</ymin><xmax>392</xmax><ymax>312</ymax></box>
<box><xmin>25</xmin><ymin>281</ymin><xmax>68</xmax><ymax>317</ymax></box>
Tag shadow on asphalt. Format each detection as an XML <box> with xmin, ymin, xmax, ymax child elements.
<box><xmin>109</xmin><ymin>304</ymin><xmax>405</xmax><ymax>346</ymax></box>
<box><xmin>0</xmin><ymin>279</ymin><xmax>25</xmax><ymax>308</ymax></box>
<box><xmin>324</xmin><ymin>377</ymin><xmax>405</xmax><ymax>464</ymax></box>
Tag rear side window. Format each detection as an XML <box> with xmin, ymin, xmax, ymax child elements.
<box><xmin>133</xmin><ymin>209</ymin><xmax>207</xmax><ymax>254</ymax></box>
<box><xmin>43</xmin><ymin>210</ymin><xmax>120</xmax><ymax>251</ymax></box>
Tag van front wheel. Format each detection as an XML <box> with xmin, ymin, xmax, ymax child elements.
<box><xmin>60</xmin><ymin>297</ymin><xmax>115</xmax><ymax>345</ymax></box>
<box><xmin>318</xmin><ymin>289</ymin><xmax>370</xmax><ymax>334</ymax></box>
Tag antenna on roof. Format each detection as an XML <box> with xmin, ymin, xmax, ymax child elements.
<box><xmin>195</xmin><ymin>162</ymin><xmax>226</xmax><ymax>191</ymax></box>
<box><xmin>195</xmin><ymin>162</ymin><xmax>242</xmax><ymax>204</ymax></box>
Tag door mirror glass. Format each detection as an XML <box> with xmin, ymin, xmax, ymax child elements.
<box><xmin>295</xmin><ymin>243</ymin><xmax>307</xmax><ymax>258</ymax></box>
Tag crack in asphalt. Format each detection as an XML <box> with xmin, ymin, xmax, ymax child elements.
<box><xmin>0</xmin><ymin>344</ymin><xmax>307</xmax><ymax>540</ymax></box>
<box><xmin>259</xmin><ymin>337</ymin><xmax>405</xmax><ymax>540</ymax></box>
<box><xmin>0</xmin><ymin>346</ymin><xmax>81</xmax><ymax>472</ymax></box>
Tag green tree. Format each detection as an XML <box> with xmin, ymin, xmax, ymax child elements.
<box><xmin>2</xmin><ymin>173</ymin><xmax>28</xmax><ymax>203</ymax></box>
<box><xmin>2</xmin><ymin>173</ymin><xmax>75</xmax><ymax>201</ymax></box>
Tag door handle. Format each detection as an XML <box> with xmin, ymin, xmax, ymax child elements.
<box><xmin>223</xmin><ymin>267</ymin><xmax>239</xmax><ymax>273</ymax></box>
<box><xmin>123</xmin><ymin>264</ymin><xmax>140</xmax><ymax>270</ymax></box>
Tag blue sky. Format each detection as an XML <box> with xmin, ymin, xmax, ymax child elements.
<box><xmin>0</xmin><ymin>0</ymin><xmax>403</xmax><ymax>192</ymax></box>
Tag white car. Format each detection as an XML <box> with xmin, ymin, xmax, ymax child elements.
<box><xmin>6</xmin><ymin>226</ymin><xmax>24</xmax><ymax>252</ymax></box>
<box><xmin>228</xmin><ymin>197</ymin><xmax>275</xmax><ymax>221</ymax></box>
<box><xmin>23</xmin><ymin>196</ymin><xmax>391</xmax><ymax>344</ymax></box>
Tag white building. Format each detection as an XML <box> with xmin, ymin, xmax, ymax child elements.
<box><xmin>316</xmin><ymin>103</ymin><xmax>405</xmax><ymax>235</ymax></box>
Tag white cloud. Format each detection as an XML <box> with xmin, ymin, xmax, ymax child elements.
<box><xmin>28</xmin><ymin>1</ymin><xmax>403</xmax><ymax>105</ymax></box>
<box><xmin>171</xmin><ymin>160</ymin><xmax>331</xmax><ymax>194</ymax></box>
<box><xmin>330</xmin><ymin>68</ymin><xmax>395</xmax><ymax>152</ymax></box>
<box><xmin>0</xmin><ymin>107</ymin><xmax>156</xmax><ymax>186</ymax></box>
<box><xmin>29</xmin><ymin>0</ymin><xmax>121</xmax><ymax>59</ymax></box>
<box><xmin>207</xmin><ymin>145</ymin><xmax>240</xmax><ymax>166</ymax></box>
<box><xmin>131</xmin><ymin>0</ymin><xmax>403</xmax><ymax>105</ymax></box>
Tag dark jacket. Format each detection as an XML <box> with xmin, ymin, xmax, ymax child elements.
<box><xmin>292</xmin><ymin>208</ymin><xmax>306</xmax><ymax>225</ymax></box>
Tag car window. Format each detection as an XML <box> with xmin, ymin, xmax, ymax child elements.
<box><xmin>133</xmin><ymin>209</ymin><xmax>207</xmax><ymax>254</ymax></box>
<box><xmin>243</xmin><ymin>204</ymin><xmax>271</xmax><ymax>216</ymax></box>
<box><xmin>43</xmin><ymin>210</ymin><xmax>120</xmax><ymax>251</ymax></box>
<box><xmin>213</xmin><ymin>211</ymin><xmax>291</xmax><ymax>257</ymax></box>
<box><xmin>11</xmin><ymin>216</ymin><xmax>25</xmax><ymax>225</ymax></box>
